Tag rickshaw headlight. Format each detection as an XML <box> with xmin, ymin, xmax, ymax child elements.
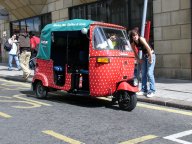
<box><xmin>133</xmin><ymin>77</ymin><xmax>139</xmax><ymax>87</ymax></box>
<box><xmin>96</xmin><ymin>57</ymin><xmax>110</xmax><ymax>64</ymax></box>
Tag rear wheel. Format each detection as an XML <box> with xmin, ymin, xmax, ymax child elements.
<box><xmin>117</xmin><ymin>90</ymin><xmax>137</xmax><ymax>111</ymax></box>
<box><xmin>35</xmin><ymin>81</ymin><xmax>48</xmax><ymax>99</ymax></box>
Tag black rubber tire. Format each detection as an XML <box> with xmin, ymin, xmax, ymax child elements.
<box><xmin>35</xmin><ymin>81</ymin><xmax>48</xmax><ymax>99</ymax></box>
<box><xmin>117</xmin><ymin>91</ymin><xmax>137</xmax><ymax>111</ymax></box>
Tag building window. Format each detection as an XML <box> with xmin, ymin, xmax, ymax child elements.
<box><xmin>10</xmin><ymin>13</ymin><xmax>51</xmax><ymax>37</ymax></box>
<box><xmin>69</xmin><ymin>5</ymin><xmax>87</xmax><ymax>19</ymax></box>
<box><xmin>41</xmin><ymin>13</ymin><xmax>51</xmax><ymax>29</ymax></box>
<box><xmin>12</xmin><ymin>21</ymin><xmax>20</xmax><ymax>34</ymax></box>
<box><xmin>34</xmin><ymin>17</ymin><xmax>41</xmax><ymax>32</ymax></box>
<box><xmin>87</xmin><ymin>2</ymin><xmax>107</xmax><ymax>22</ymax></box>
<box><xmin>69</xmin><ymin>0</ymin><xmax>153</xmax><ymax>31</ymax></box>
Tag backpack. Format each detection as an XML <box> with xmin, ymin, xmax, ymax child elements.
<box><xmin>4</xmin><ymin>40</ymin><xmax>12</xmax><ymax>52</ymax></box>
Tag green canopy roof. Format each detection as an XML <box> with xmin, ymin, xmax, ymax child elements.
<box><xmin>37</xmin><ymin>19</ymin><xmax>94</xmax><ymax>60</ymax></box>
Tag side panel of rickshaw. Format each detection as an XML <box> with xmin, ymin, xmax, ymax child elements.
<box><xmin>34</xmin><ymin>59</ymin><xmax>71</xmax><ymax>91</ymax></box>
<box><xmin>34</xmin><ymin>35</ymin><xmax>87</xmax><ymax>92</ymax></box>
<box><xmin>89</xmin><ymin>24</ymin><xmax>136</xmax><ymax>97</ymax></box>
<box><xmin>33</xmin><ymin>27</ymin><xmax>90</xmax><ymax>92</ymax></box>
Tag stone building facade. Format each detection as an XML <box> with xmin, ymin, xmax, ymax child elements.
<box><xmin>153</xmin><ymin>0</ymin><xmax>192</xmax><ymax>79</ymax></box>
<box><xmin>0</xmin><ymin>0</ymin><xmax>191</xmax><ymax>80</ymax></box>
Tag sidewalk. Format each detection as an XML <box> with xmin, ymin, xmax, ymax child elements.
<box><xmin>0</xmin><ymin>63</ymin><xmax>192</xmax><ymax>110</ymax></box>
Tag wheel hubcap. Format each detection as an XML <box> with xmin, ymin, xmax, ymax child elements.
<box><xmin>119</xmin><ymin>91</ymin><xmax>130</xmax><ymax>106</ymax></box>
<box><xmin>37</xmin><ymin>85</ymin><xmax>43</xmax><ymax>95</ymax></box>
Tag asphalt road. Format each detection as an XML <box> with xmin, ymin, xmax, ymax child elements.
<box><xmin>0</xmin><ymin>78</ymin><xmax>192</xmax><ymax>144</ymax></box>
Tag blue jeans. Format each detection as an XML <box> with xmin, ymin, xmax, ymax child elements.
<box><xmin>141</xmin><ymin>53</ymin><xmax>156</xmax><ymax>93</ymax></box>
<box><xmin>8</xmin><ymin>54</ymin><xmax>20</xmax><ymax>70</ymax></box>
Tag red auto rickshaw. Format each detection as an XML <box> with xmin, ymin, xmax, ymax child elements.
<box><xmin>32</xmin><ymin>19</ymin><xmax>138</xmax><ymax>111</ymax></box>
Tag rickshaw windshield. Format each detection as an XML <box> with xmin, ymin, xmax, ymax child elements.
<box><xmin>93</xmin><ymin>27</ymin><xmax>132</xmax><ymax>51</ymax></box>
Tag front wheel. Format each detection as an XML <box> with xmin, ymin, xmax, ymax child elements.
<box><xmin>35</xmin><ymin>81</ymin><xmax>48</xmax><ymax>99</ymax></box>
<box><xmin>117</xmin><ymin>91</ymin><xmax>137</xmax><ymax>111</ymax></box>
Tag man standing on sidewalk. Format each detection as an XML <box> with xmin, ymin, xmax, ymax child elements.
<box><xmin>18</xmin><ymin>30</ymin><xmax>31</xmax><ymax>80</ymax></box>
<box><xmin>8</xmin><ymin>34</ymin><xmax>21</xmax><ymax>71</ymax></box>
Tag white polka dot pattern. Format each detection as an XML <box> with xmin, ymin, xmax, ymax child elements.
<box><xmin>89</xmin><ymin>56</ymin><xmax>135</xmax><ymax>96</ymax></box>
<box><xmin>88</xmin><ymin>24</ymin><xmax>136</xmax><ymax>97</ymax></box>
<box><xmin>32</xmin><ymin>23</ymin><xmax>136</xmax><ymax>98</ymax></box>
<box><xmin>33</xmin><ymin>59</ymin><xmax>71</xmax><ymax>91</ymax></box>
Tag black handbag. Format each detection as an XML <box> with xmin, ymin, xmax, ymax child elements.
<box><xmin>4</xmin><ymin>40</ymin><xmax>12</xmax><ymax>52</ymax></box>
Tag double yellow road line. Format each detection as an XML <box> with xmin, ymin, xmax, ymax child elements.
<box><xmin>119</xmin><ymin>135</ymin><xmax>158</xmax><ymax>144</ymax></box>
<box><xmin>0</xmin><ymin>111</ymin><xmax>12</xmax><ymax>118</ymax></box>
<box><xmin>42</xmin><ymin>130</ymin><xmax>84</xmax><ymax>144</ymax></box>
<box><xmin>42</xmin><ymin>130</ymin><xmax>158</xmax><ymax>144</ymax></box>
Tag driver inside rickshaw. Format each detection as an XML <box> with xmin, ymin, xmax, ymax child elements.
<box><xmin>94</xmin><ymin>27</ymin><xmax>132</xmax><ymax>51</ymax></box>
<box><xmin>96</xmin><ymin>33</ymin><xmax>117</xmax><ymax>49</ymax></box>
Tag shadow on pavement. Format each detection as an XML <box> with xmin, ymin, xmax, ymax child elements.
<box><xmin>20</xmin><ymin>90</ymin><xmax>121</xmax><ymax>111</ymax></box>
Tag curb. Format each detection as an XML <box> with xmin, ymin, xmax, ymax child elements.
<box><xmin>137</xmin><ymin>95</ymin><xmax>192</xmax><ymax>111</ymax></box>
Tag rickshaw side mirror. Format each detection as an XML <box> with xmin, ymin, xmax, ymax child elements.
<box><xmin>81</xmin><ymin>28</ymin><xmax>91</xmax><ymax>41</ymax></box>
<box><xmin>81</xmin><ymin>28</ymin><xmax>88</xmax><ymax>35</ymax></box>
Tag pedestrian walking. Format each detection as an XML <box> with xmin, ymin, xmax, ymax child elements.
<box><xmin>29</xmin><ymin>31</ymin><xmax>40</xmax><ymax>58</ymax></box>
<box><xmin>8</xmin><ymin>34</ymin><xmax>21</xmax><ymax>71</ymax></box>
<box><xmin>18</xmin><ymin>30</ymin><xmax>31</xmax><ymax>80</ymax></box>
<box><xmin>130</xmin><ymin>28</ymin><xmax>156</xmax><ymax>98</ymax></box>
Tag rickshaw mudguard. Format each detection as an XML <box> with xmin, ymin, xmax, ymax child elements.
<box><xmin>117</xmin><ymin>82</ymin><xmax>138</xmax><ymax>92</ymax></box>
<box><xmin>32</xmin><ymin>73</ymin><xmax>49</xmax><ymax>87</ymax></box>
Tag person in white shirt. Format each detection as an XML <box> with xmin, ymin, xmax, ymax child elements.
<box><xmin>8</xmin><ymin>34</ymin><xmax>21</xmax><ymax>71</ymax></box>
<box><xmin>96</xmin><ymin>33</ymin><xmax>117</xmax><ymax>49</ymax></box>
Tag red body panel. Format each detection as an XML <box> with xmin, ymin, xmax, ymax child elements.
<box><xmin>33</xmin><ymin>59</ymin><xmax>71</xmax><ymax>91</ymax></box>
<box><xmin>89</xmin><ymin>56</ymin><xmax>135</xmax><ymax>96</ymax></box>
<box><xmin>117</xmin><ymin>82</ymin><xmax>138</xmax><ymax>92</ymax></box>
<box><xmin>89</xmin><ymin>25</ymin><xmax>136</xmax><ymax>96</ymax></box>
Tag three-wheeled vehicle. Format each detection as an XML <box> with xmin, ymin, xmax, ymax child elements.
<box><xmin>32</xmin><ymin>19</ymin><xmax>138</xmax><ymax>111</ymax></box>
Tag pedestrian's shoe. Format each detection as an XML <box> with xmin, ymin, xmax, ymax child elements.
<box><xmin>146</xmin><ymin>92</ymin><xmax>155</xmax><ymax>98</ymax></box>
<box><xmin>8</xmin><ymin>68</ymin><xmax>12</xmax><ymax>71</ymax></box>
<box><xmin>24</xmin><ymin>72</ymin><xmax>31</xmax><ymax>80</ymax></box>
<box><xmin>17</xmin><ymin>68</ymin><xmax>21</xmax><ymax>71</ymax></box>
<box><xmin>136</xmin><ymin>91</ymin><xmax>147</xmax><ymax>96</ymax></box>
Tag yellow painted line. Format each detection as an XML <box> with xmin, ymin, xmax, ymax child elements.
<box><xmin>1</xmin><ymin>83</ymin><xmax>30</xmax><ymax>88</ymax></box>
<box><xmin>0</xmin><ymin>79</ymin><xmax>30</xmax><ymax>86</ymax></box>
<box><xmin>0</xmin><ymin>99</ymin><xmax>41</xmax><ymax>109</ymax></box>
<box><xmin>0</xmin><ymin>112</ymin><xmax>12</xmax><ymax>118</ymax></box>
<box><xmin>0</xmin><ymin>95</ymin><xmax>51</xmax><ymax>109</ymax></box>
<box><xmin>12</xmin><ymin>101</ymin><xmax>41</xmax><ymax>109</ymax></box>
<box><xmin>42</xmin><ymin>130</ymin><xmax>84</xmax><ymax>144</ymax></box>
<box><xmin>97</xmin><ymin>97</ymin><xmax>192</xmax><ymax>116</ymax></box>
<box><xmin>138</xmin><ymin>103</ymin><xmax>192</xmax><ymax>116</ymax></box>
<box><xmin>0</xmin><ymin>99</ymin><xmax>25</xmax><ymax>103</ymax></box>
<box><xmin>13</xmin><ymin>95</ymin><xmax>51</xmax><ymax>106</ymax></box>
<box><xmin>0</xmin><ymin>85</ymin><xmax>27</xmax><ymax>90</ymax></box>
<box><xmin>96</xmin><ymin>97</ymin><xmax>112</xmax><ymax>101</ymax></box>
<box><xmin>119</xmin><ymin>135</ymin><xmax>158</xmax><ymax>144</ymax></box>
